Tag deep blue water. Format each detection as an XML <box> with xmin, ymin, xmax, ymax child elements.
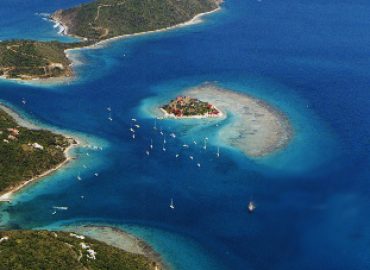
<box><xmin>1</xmin><ymin>0</ymin><xmax>370</xmax><ymax>269</ymax></box>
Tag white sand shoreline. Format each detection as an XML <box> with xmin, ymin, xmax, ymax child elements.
<box><xmin>0</xmin><ymin>104</ymin><xmax>80</xmax><ymax>202</ymax></box>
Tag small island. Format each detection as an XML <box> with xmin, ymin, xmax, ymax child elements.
<box><xmin>0</xmin><ymin>105</ymin><xmax>77</xmax><ymax>202</ymax></box>
<box><xmin>161</xmin><ymin>96</ymin><xmax>222</xmax><ymax>118</ymax></box>
<box><xmin>156</xmin><ymin>84</ymin><xmax>293</xmax><ymax>157</ymax></box>
<box><xmin>0</xmin><ymin>0</ymin><xmax>222</xmax><ymax>81</ymax></box>
<box><xmin>0</xmin><ymin>230</ymin><xmax>160</xmax><ymax>270</ymax></box>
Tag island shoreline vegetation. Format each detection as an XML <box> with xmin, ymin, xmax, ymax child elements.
<box><xmin>0</xmin><ymin>230</ymin><xmax>160</xmax><ymax>270</ymax></box>
<box><xmin>0</xmin><ymin>0</ymin><xmax>223</xmax><ymax>81</ymax></box>
<box><xmin>0</xmin><ymin>104</ymin><xmax>79</xmax><ymax>202</ymax></box>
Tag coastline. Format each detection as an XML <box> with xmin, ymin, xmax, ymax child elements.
<box><xmin>0</xmin><ymin>5</ymin><xmax>222</xmax><ymax>85</ymax></box>
<box><xmin>65</xmin><ymin>6</ymin><xmax>222</xmax><ymax>51</ymax></box>
<box><xmin>63</xmin><ymin>225</ymin><xmax>166</xmax><ymax>270</ymax></box>
<box><xmin>0</xmin><ymin>104</ymin><xmax>80</xmax><ymax>202</ymax></box>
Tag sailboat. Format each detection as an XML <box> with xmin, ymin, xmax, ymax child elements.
<box><xmin>77</xmin><ymin>173</ymin><xmax>82</xmax><ymax>181</ymax></box>
<box><xmin>129</xmin><ymin>125</ymin><xmax>135</xmax><ymax>133</ymax></box>
<box><xmin>197</xmin><ymin>163</ymin><xmax>201</xmax><ymax>167</ymax></box>
<box><xmin>150</xmin><ymin>139</ymin><xmax>153</xmax><ymax>149</ymax></box>
<box><xmin>153</xmin><ymin>118</ymin><xmax>157</xmax><ymax>130</ymax></box>
<box><xmin>162</xmin><ymin>140</ymin><xmax>166</xmax><ymax>151</ymax></box>
<box><xmin>108</xmin><ymin>112</ymin><xmax>113</xmax><ymax>121</ymax></box>
<box><xmin>203</xmin><ymin>139</ymin><xmax>207</xmax><ymax>150</ymax></box>
<box><xmin>169</xmin><ymin>198</ymin><xmax>175</xmax><ymax>209</ymax></box>
<box><xmin>107</xmin><ymin>107</ymin><xmax>111</xmax><ymax>112</ymax></box>
<box><xmin>175</xmin><ymin>154</ymin><xmax>180</xmax><ymax>158</ymax></box>
<box><xmin>216</xmin><ymin>147</ymin><xmax>220</xmax><ymax>158</ymax></box>
<box><xmin>21</xmin><ymin>98</ymin><xmax>26</xmax><ymax>105</ymax></box>
<box><xmin>248</xmin><ymin>201</ymin><xmax>256</xmax><ymax>213</ymax></box>
<box><xmin>170</xmin><ymin>133</ymin><xmax>176</xmax><ymax>138</ymax></box>
<box><xmin>146</xmin><ymin>150</ymin><xmax>150</xmax><ymax>156</ymax></box>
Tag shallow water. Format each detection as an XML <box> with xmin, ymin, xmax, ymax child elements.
<box><xmin>0</xmin><ymin>0</ymin><xmax>370</xmax><ymax>269</ymax></box>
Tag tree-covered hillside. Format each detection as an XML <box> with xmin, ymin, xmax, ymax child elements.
<box><xmin>0</xmin><ymin>230</ymin><xmax>157</xmax><ymax>270</ymax></box>
<box><xmin>52</xmin><ymin>0</ymin><xmax>221</xmax><ymax>40</ymax></box>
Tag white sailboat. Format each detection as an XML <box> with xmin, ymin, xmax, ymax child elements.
<box><xmin>170</xmin><ymin>198</ymin><xmax>175</xmax><ymax>209</ymax></box>
<box><xmin>248</xmin><ymin>201</ymin><xmax>256</xmax><ymax>213</ymax></box>
<box><xmin>108</xmin><ymin>112</ymin><xmax>113</xmax><ymax>121</ymax></box>
<box><xmin>175</xmin><ymin>154</ymin><xmax>180</xmax><ymax>158</ymax></box>
<box><xmin>189</xmin><ymin>155</ymin><xmax>194</xmax><ymax>160</ymax></box>
<box><xmin>146</xmin><ymin>150</ymin><xmax>150</xmax><ymax>156</ymax></box>
<box><xmin>107</xmin><ymin>107</ymin><xmax>111</xmax><ymax>112</ymax></box>
<box><xmin>203</xmin><ymin>139</ymin><xmax>207</xmax><ymax>150</ymax></box>
<box><xmin>153</xmin><ymin>118</ymin><xmax>157</xmax><ymax>130</ymax></box>
<box><xmin>170</xmin><ymin>133</ymin><xmax>176</xmax><ymax>138</ymax></box>
<box><xmin>197</xmin><ymin>163</ymin><xmax>201</xmax><ymax>167</ymax></box>
<box><xmin>150</xmin><ymin>139</ymin><xmax>153</xmax><ymax>149</ymax></box>
<box><xmin>77</xmin><ymin>173</ymin><xmax>82</xmax><ymax>181</ymax></box>
<box><xmin>216</xmin><ymin>147</ymin><xmax>220</xmax><ymax>158</ymax></box>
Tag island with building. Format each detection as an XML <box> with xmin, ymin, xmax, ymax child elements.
<box><xmin>0</xmin><ymin>230</ymin><xmax>160</xmax><ymax>270</ymax></box>
<box><xmin>0</xmin><ymin>106</ymin><xmax>77</xmax><ymax>202</ymax></box>
<box><xmin>0</xmin><ymin>0</ymin><xmax>222</xmax><ymax>81</ymax></box>
<box><xmin>160</xmin><ymin>96</ymin><xmax>222</xmax><ymax>118</ymax></box>
<box><xmin>156</xmin><ymin>83</ymin><xmax>293</xmax><ymax>157</ymax></box>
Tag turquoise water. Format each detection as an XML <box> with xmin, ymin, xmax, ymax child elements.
<box><xmin>1</xmin><ymin>0</ymin><xmax>370</xmax><ymax>269</ymax></box>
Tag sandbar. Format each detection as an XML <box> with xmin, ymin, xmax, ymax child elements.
<box><xmin>183</xmin><ymin>84</ymin><xmax>292</xmax><ymax>157</ymax></box>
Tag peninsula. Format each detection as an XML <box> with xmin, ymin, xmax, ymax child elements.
<box><xmin>0</xmin><ymin>105</ymin><xmax>77</xmax><ymax>201</ymax></box>
<box><xmin>0</xmin><ymin>0</ymin><xmax>222</xmax><ymax>81</ymax></box>
<box><xmin>161</xmin><ymin>96</ymin><xmax>222</xmax><ymax>118</ymax></box>
<box><xmin>0</xmin><ymin>40</ymin><xmax>83</xmax><ymax>80</ymax></box>
<box><xmin>0</xmin><ymin>230</ymin><xmax>159</xmax><ymax>270</ymax></box>
<box><xmin>51</xmin><ymin>0</ymin><xmax>223</xmax><ymax>41</ymax></box>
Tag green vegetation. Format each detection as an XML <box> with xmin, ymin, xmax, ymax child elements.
<box><xmin>0</xmin><ymin>108</ymin><xmax>75</xmax><ymax>194</ymax></box>
<box><xmin>52</xmin><ymin>0</ymin><xmax>221</xmax><ymax>40</ymax></box>
<box><xmin>0</xmin><ymin>230</ymin><xmax>156</xmax><ymax>270</ymax></box>
<box><xmin>0</xmin><ymin>0</ymin><xmax>221</xmax><ymax>80</ymax></box>
<box><xmin>162</xmin><ymin>96</ymin><xmax>220</xmax><ymax>117</ymax></box>
<box><xmin>0</xmin><ymin>40</ymin><xmax>84</xmax><ymax>79</ymax></box>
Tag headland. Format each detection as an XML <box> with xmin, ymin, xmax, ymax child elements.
<box><xmin>0</xmin><ymin>104</ymin><xmax>79</xmax><ymax>202</ymax></box>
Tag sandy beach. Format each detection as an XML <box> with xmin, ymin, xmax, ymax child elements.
<box><xmin>0</xmin><ymin>104</ymin><xmax>80</xmax><ymax>202</ymax></box>
<box><xmin>184</xmin><ymin>84</ymin><xmax>293</xmax><ymax>157</ymax></box>
<box><xmin>64</xmin><ymin>225</ymin><xmax>165</xmax><ymax>269</ymax></box>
